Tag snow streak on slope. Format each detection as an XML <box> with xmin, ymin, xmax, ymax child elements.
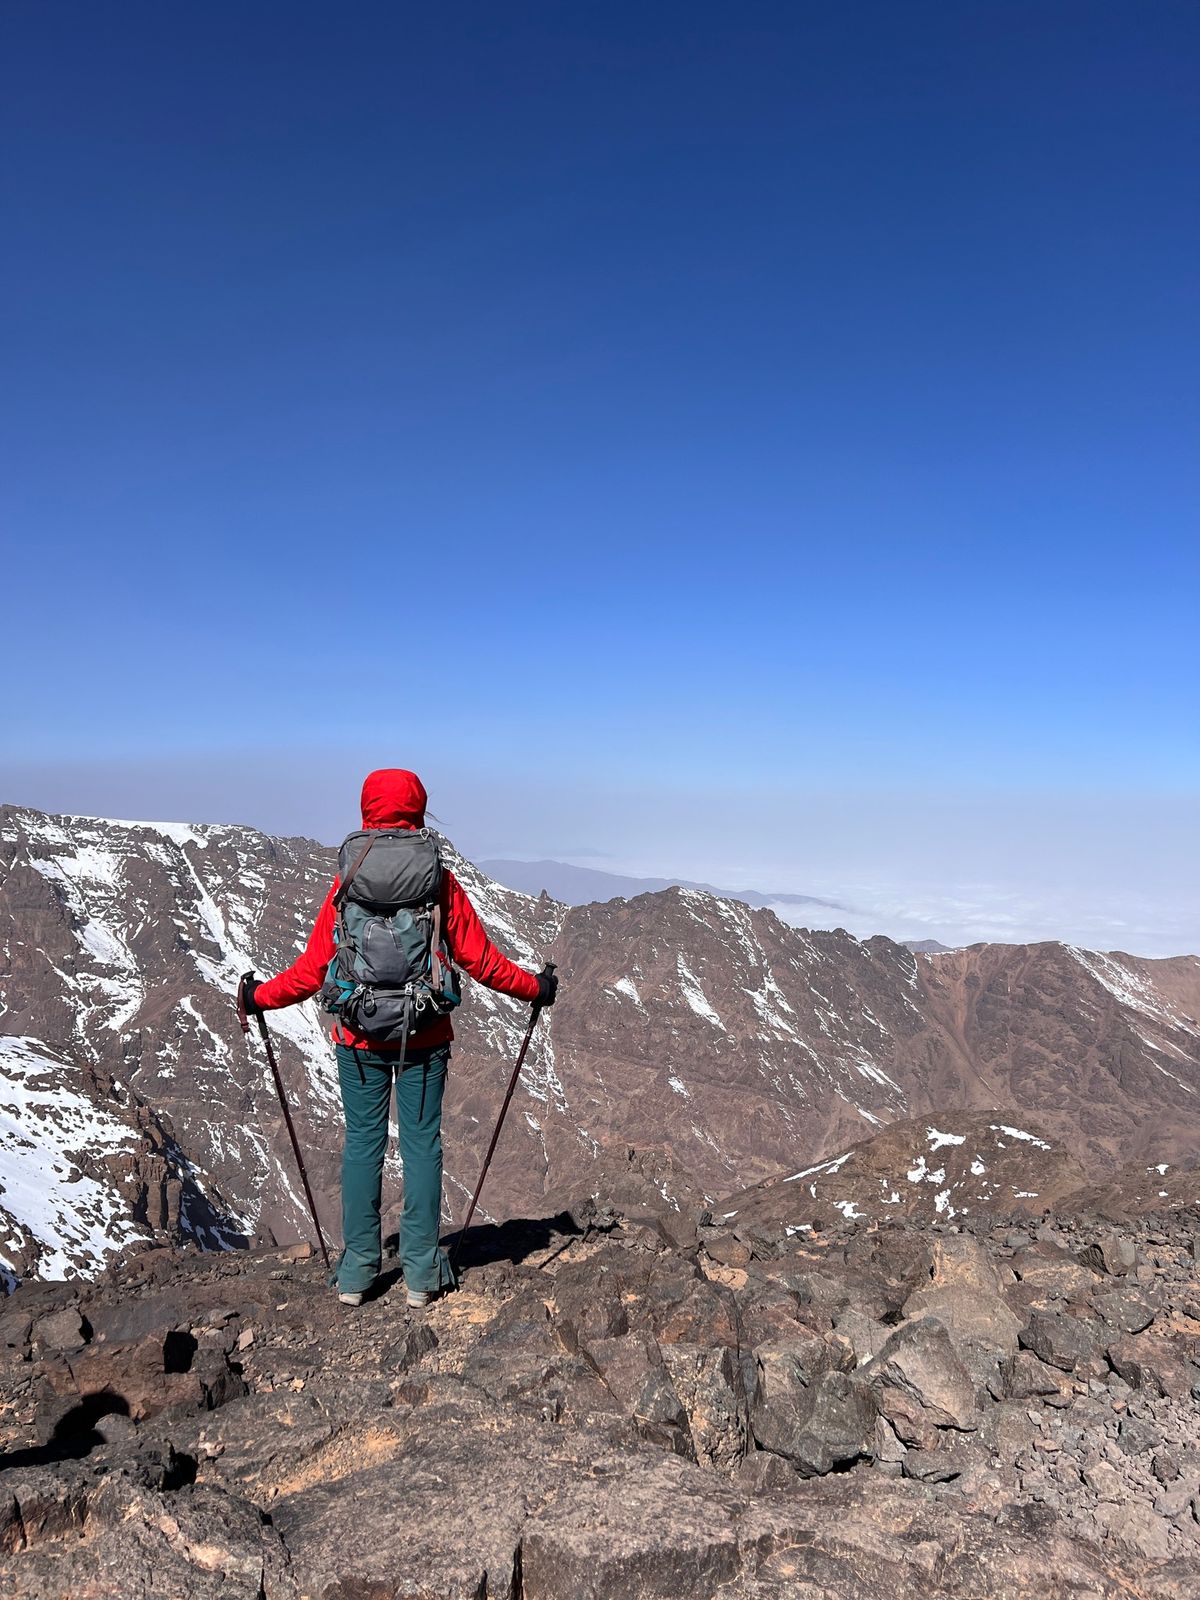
<box><xmin>0</xmin><ymin>1037</ymin><xmax>152</xmax><ymax>1287</ymax></box>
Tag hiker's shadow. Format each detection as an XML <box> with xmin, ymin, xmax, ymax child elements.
<box><xmin>380</xmin><ymin>1210</ymin><xmax>584</xmax><ymax>1282</ymax></box>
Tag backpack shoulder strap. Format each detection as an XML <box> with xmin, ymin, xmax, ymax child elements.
<box><xmin>334</xmin><ymin>837</ymin><xmax>375</xmax><ymax>910</ymax></box>
<box><xmin>429</xmin><ymin>896</ymin><xmax>444</xmax><ymax>988</ymax></box>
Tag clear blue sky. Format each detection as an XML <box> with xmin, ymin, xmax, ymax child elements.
<box><xmin>2</xmin><ymin>4</ymin><xmax>1197</xmax><ymax>946</ymax></box>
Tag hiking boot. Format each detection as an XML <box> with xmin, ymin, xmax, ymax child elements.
<box><xmin>338</xmin><ymin>1290</ymin><xmax>364</xmax><ymax>1307</ymax></box>
<box><xmin>406</xmin><ymin>1288</ymin><xmax>430</xmax><ymax>1310</ymax></box>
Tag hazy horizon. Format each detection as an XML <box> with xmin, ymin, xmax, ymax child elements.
<box><xmin>4</xmin><ymin>754</ymin><xmax>1196</xmax><ymax>958</ymax></box>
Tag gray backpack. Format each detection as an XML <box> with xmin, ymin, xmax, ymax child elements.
<box><xmin>319</xmin><ymin>828</ymin><xmax>461</xmax><ymax>1051</ymax></box>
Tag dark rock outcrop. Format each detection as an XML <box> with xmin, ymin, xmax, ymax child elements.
<box><xmin>2</xmin><ymin>1166</ymin><xmax>1199</xmax><ymax>1598</ymax></box>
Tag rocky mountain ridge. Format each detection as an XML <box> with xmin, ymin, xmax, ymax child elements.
<box><xmin>2</xmin><ymin>803</ymin><xmax>1198</xmax><ymax>1287</ymax></box>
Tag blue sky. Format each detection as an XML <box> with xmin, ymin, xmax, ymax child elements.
<box><xmin>2</xmin><ymin>3</ymin><xmax>1197</xmax><ymax>949</ymax></box>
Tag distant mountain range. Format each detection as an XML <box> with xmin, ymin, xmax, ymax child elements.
<box><xmin>478</xmin><ymin>858</ymin><xmax>844</xmax><ymax>911</ymax></box>
<box><xmin>3</xmin><ymin>803</ymin><xmax>1199</xmax><ymax>1289</ymax></box>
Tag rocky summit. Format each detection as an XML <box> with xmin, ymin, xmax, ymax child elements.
<box><xmin>2</xmin><ymin>1151</ymin><xmax>1200</xmax><ymax>1599</ymax></box>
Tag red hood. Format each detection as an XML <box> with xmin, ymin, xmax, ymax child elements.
<box><xmin>359</xmin><ymin>768</ymin><xmax>428</xmax><ymax>830</ymax></box>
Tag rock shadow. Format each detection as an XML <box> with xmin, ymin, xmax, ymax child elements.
<box><xmin>438</xmin><ymin>1210</ymin><xmax>585</xmax><ymax>1274</ymax></box>
<box><xmin>0</xmin><ymin>1390</ymin><xmax>131</xmax><ymax>1471</ymax></box>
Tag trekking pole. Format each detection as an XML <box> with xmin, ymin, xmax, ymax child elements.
<box><xmin>237</xmin><ymin>978</ymin><xmax>331</xmax><ymax>1269</ymax></box>
<box><xmin>450</xmin><ymin>962</ymin><xmax>555</xmax><ymax>1275</ymax></box>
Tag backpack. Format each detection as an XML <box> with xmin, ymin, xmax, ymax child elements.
<box><xmin>318</xmin><ymin>828</ymin><xmax>461</xmax><ymax>1051</ymax></box>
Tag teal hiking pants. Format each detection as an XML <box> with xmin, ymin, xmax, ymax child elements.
<box><xmin>333</xmin><ymin>1042</ymin><xmax>456</xmax><ymax>1296</ymax></box>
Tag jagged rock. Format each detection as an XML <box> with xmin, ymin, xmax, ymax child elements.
<box><xmin>273</xmin><ymin>1417</ymin><xmax>548</xmax><ymax>1599</ymax></box>
<box><xmin>1094</xmin><ymin>1288</ymin><xmax>1157</xmax><ymax>1335</ymax></box>
<box><xmin>1009</xmin><ymin>1246</ymin><xmax>1101</xmax><ymax>1305</ymax></box>
<box><xmin>736</xmin><ymin>1272</ymin><xmax>810</xmax><ymax>1345</ymax></box>
<box><xmin>704</xmin><ymin>1231</ymin><xmax>752</xmax><ymax>1268</ymax></box>
<box><xmin>751</xmin><ymin>1335</ymin><xmax>877</xmax><ymax>1477</ymax></box>
<box><xmin>924</xmin><ymin>1233</ymin><xmax>1005</xmax><ymax>1296</ymax></box>
<box><xmin>0</xmin><ymin>1310</ymin><xmax>31</xmax><ymax>1349</ymax></box>
<box><xmin>1117</xmin><ymin>1414</ymin><xmax>1164</xmax><ymax>1456</ymax></box>
<box><xmin>461</xmin><ymin>1292</ymin><xmax>617</xmax><ymax>1423</ymax></box>
<box><xmin>4</xmin><ymin>1170</ymin><xmax>1200</xmax><ymax>1596</ymax></box>
<box><xmin>584</xmin><ymin>1330</ymin><xmax>692</xmax><ymax>1454</ymax></box>
<box><xmin>833</xmin><ymin>1306</ymin><xmax>892</xmax><ymax>1366</ymax></box>
<box><xmin>1108</xmin><ymin>1332</ymin><xmax>1198</xmax><ymax>1399</ymax></box>
<box><xmin>1085</xmin><ymin>1459</ymin><xmax>1125</xmax><ymax>1501</ymax></box>
<box><xmin>86</xmin><ymin>1291</ymin><xmax>194</xmax><ymax>1347</ymax></box>
<box><xmin>732</xmin><ymin>1448</ymin><xmax>798</xmax><ymax>1491</ymax></box>
<box><xmin>863</xmin><ymin>1318</ymin><xmax>979</xmax><ymax>1441</ymax></box>
<box><xmin>0</xmin><ymin>1465</ymin><xmax>90</xmax><ymax>1553</ymax></box>
<box><xmin>1096</xmin><ymin>1501</ymin><xmax>1173</xmax><ymax>1562</ymax></box>
<box><xmin>784</xmin><ymin>1369</ymin><xmax>878</xmax><ymax>1476</ymax></box>
<box><xmin>902</xmin><ymin>1281</ymin><xmax>1024</xmax><ymax>1385</ymax></box>
<box><xmin>31</xmin><ymin>1309</ymin><xmax>88</xmax><ymax>1353</ymax></box>
<box><xmin>749</xmin><ymin>1332</ymin><xmax>846</xmax><ymax>1459</ymax></box>
<box><xmin>379</xmin><ymin>1318</ymin><xmax>438</xmax><ymax>1371</ymax></box>
<box><xmin>1080</xmin><ymin>1234</ymin><xmax>1139</xmax><ymax>1277</ymax></box>
<box><xmin>659</xmin><ymin>1342</ymin><xmax>751</xmax><ymax>1469</ymax></box>
<box><xmin>1020</xmin><ymin>1309</ymin><xmax>1105</xmax><ymax>1374</ymax></box>
<box><xmin>552</xmin><ymin>1256</ymin><xmax>630</xmax><ymax>1343</ymax></box>
<box><xmin>17</xmin><ymin>1474</ymin><xmax>295</xmax><ymax>1598</ymax></box>
<box><xmin>997</xmin><ymin>1349</ymin><xmax>1068</xmax><ymax>1400</ymax></box>
<box><xmin>901</xmin><ymin>1436</ymin><xmax>983</xmax><ymax>1481</ymax></box>
<box><xmin>636</xmin><ymin>1258</ymin><xmax>743</xmax><ymax>1348</ymax></box>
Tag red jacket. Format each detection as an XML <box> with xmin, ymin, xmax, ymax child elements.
<box><xmin>254</xmin><ymin>768</ymin><xmax>540</xmax><ymax>1050</ymax></box>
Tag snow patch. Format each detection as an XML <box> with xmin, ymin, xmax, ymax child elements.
<box><xmin>927</xmin><ymin>1127</ymin><xmax>965</xmax><ymax>1150</ymax></box>
<box><xmin>990</xmin><ymin>1124</ymin><xmax>1052</xmax><ymax>1150</ymax></box>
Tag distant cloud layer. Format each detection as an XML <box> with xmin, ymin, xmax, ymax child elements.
<box><xmin>4</xmin><ymin>753</ymin><xmax>1196</xmax><ymax>956</ymax></box>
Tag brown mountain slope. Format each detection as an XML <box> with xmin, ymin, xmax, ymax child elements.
<box><xmin>2</xmin><ymin>803</ymin><xmax>1198</xmax><ymax>1283</ymax></box>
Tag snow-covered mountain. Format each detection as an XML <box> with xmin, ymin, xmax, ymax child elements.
<box><xmin>2</xmin><ymin>803</ymin><xmax>1199</xmax><ymax>1286</ymax></box>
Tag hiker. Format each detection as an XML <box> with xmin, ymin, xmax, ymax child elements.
<box><xmin>235</xmin><ymin>768</ymin><xmax>557</xmax><ymax>1309</ymax></box>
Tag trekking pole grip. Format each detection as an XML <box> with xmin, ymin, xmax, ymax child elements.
<box><xmin>534</xmin><ymin>960</ymin><xmax>556</xmax><ymax>1014</ymax></box>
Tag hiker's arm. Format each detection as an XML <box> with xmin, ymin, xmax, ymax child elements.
<box><xmin>443</xmin><ymin>870</ymin><xmax>541</xmax><ymax>1000</ymax></box>
<box><xmin>255</xmin><ymin>882</ymin><xmax>337</xmax><ymax>1009</ymax></box>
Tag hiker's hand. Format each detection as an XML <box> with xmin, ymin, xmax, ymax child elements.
<box><xmin>237</xmin><ymin>971</ymin><xmax>263</xmax><ymax>1017</ymax></box>
<box><xmin>535</xmin><ymin>970</ymin><xmax>559</xmax><ymax>1008</ymax></box>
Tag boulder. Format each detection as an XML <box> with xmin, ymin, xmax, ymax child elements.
<box><xmin>0</xmin><ymin>1466</ymin><xmax>90</xmax><ymax>1553</ymax></box>
<box><xmin>659</xmin><ymin>1342</ymin><xmax>751</xmax><ymax>1470</ymax></box>
<box><xmin>997</xmin><ymin>1349</ymin><xmax>1068</xmax><ymax>1400</ymax></box>
<box><xmin>1079</xmin><ymin>1234</ymin><xmax>1138</xmax><ymax>1278</ymax></box>
<box><xmin>834</xmin><ymin>1307</ymin><xmax>892</xmax><ymax>1367</ymax></box>
<box><xmin>923</xmin><ymin>1233</ymin><xmax>1005</xmax><ymax>1295</ymax></box>
<box><xmin>1093</xmin><ymin>1289</ymin><xmax>1156</xmax><ymax>1336</ymax></box>
<box><xmin>862</xmin><ymin>1318</ymin><xmax>979</xmax><ymax>1441</ymax></box>
<box><xmin>1009</xmin><ymin>1250</ymin><xmax>1100</xmax><ymax>1305</ymax></box>
<box><xmin>784</xmin><ymin>1369</ymin><xmax>878</xmax><ymax>1476</ymax></box>
<box><xmin>1095</xmin><ymin>1502</ymin><xmax>1172</xmax><ymax>1562</ymax></box>
<box><xmin>639</xmin><ymin>1260</ymin><xmax>743</xmax><ymax>1348</ymax></box>
<box><xmin>901</xmin><ymin>1282</ymin><xmax>1023</xmax><ymax>1385</ymax></box>
<box><xmin>750</xmin><ymin>1333</ymin><xmax>877</xmax><ymax>1477</ymax></box>
<box><xmin>735</xmin><ymin>1273</ymin><xmax>809</xmax><ymax>1345</ymax></box>
<box><xmin>461</xmin><ymin>1290</ymin><xmax>619</xmax><ymax>1422</ymax></box>
<box><xmin>1107</xmin><ymin>1332</ymin><xmax>1199</xmax><ymax>1400</ymax></box>
<box><xmin>585</xmin><ymin>1331</ymin><xmax>692</xmax><ymax>1455</ymax></box>
<box><xmin>31</xmin><ymin>1309</ymin><xmax>88</xmax><ymax>1353</ymax></box>
<box><xmin>1019</xmin><ymin>1309</ymin><xmax>1105</xmax><ymax>1375</ymax></box>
